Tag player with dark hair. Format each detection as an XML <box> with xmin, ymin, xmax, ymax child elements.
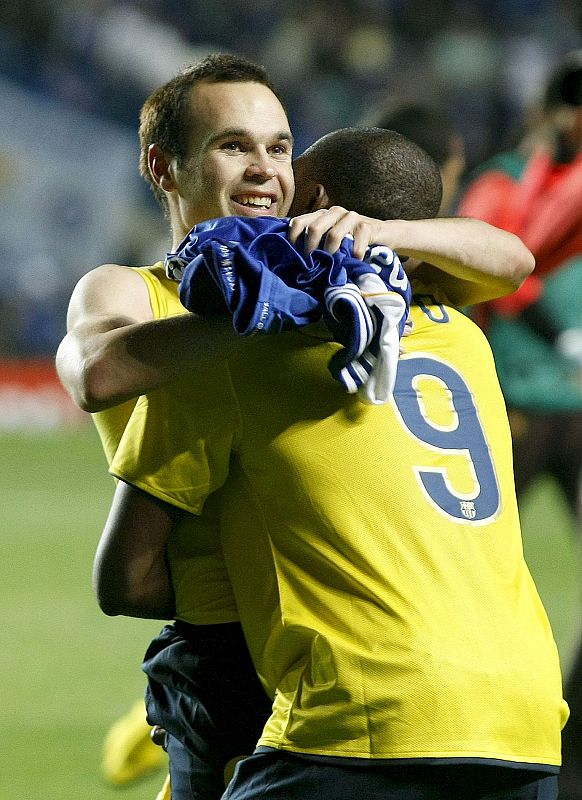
<box><xmin>56</xmin><ymin>52</ymin><xmax>295</xmax><ymax>415</ymax></box>
<box><xmin>108</xmin><ymin>125</ymin><xmax>564</xmax><ymax>799</ymax></box>
<box><xmin>94</xmin><ymin>124</ymin><xmax>533</xmax><ymax>800</ymax></box>
<box><xmin>58</xmin><ymin>51</ymin><xmax>294</xmax><ymax>800</ymax></box>
<box><xmin>290</xmin><ymin>126</ymin><xmax>442</xmax><ymax>221</ymax></box>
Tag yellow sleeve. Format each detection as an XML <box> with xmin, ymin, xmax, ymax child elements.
<box><xmin>110</xmin><ymin>364</ymin><xmax>241</xmax><ymax>514</ymax></box>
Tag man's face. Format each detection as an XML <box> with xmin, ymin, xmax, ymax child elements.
<box><xmin>172</xmin><ymin>81</ymin><xmax>295</xmax><ymax>238</ymax></box>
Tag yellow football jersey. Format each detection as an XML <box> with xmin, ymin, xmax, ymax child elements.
<box><xmin>92</xmin><ymin>263</ymin><xmax>238</xmax><ymax>625</ymax></box>
<box><xmin>91</xmin><ymin>263</ymin><xmax>183</xmax><ymax>462</ymax></box>
<box><xmin>111</xmin><ymin>280</ymin><xmax>567</xmax><ymax>766</ymax></box>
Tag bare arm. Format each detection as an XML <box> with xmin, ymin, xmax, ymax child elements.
<box><xmin>56</xmin><ymin>263</ymin><xmax>243</xmax><ymax>412</ymax></box>
<box><xmin>93</xmin><ymin>481</ymin><xmax>181</xmax><ymax>619</ymax></box>
<box><xmin>288</xmin><ymin>209</ymin><xmax>535</xmax><ymax>306</ymax></box>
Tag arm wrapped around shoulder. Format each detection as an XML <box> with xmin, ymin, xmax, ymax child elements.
<box><xmin>165</xmin><ymin>218</ymin><xmax>411</xmax><ymax>403</ymax></box>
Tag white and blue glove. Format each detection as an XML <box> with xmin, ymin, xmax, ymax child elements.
<box><xmin>325</xmin><ymin>244</ymin><xmax>410</xmax><ymax>404</ymax></box>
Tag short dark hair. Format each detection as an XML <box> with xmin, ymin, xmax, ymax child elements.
<box><xmin>369</xmin><ymin>101</ymin><xmax>460</xmax><ymax>169</ymax></box>
<box><xmin>298</xmin><ymin>127</ymin><xmax>442</xmax><ymax>220</ymax></box>
<box><xmin>139</xmin><ymin>53</ymin><xmax>283</xmax><ymax>209</ymax></box>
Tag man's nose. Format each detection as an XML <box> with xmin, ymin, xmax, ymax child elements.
<box><xmin>245</xmin><ymin>152</ymin><xmax>277</xmax><ymax>180</ymax></box>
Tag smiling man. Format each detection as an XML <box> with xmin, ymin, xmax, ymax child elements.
<box><xmin>143</xmin><ymin>81</ymin><xmax>293</xmax><ymax>227</ymax></box>
<box><xmin>57</xmin><ymin>54</ymin><xmax>295</xmax><ymax>414</ymax></box>
<box><xmin>56</xmin><ymin>56</ymin><xmax>297</xmax><ymax>799</ymax></box>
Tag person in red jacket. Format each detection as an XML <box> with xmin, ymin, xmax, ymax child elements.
<box><xmin>458</xmin><ymin>50</ymin><xmax>582</xmax><ymax>800</ymax></box>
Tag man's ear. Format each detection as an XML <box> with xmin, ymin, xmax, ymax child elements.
<box><xmin>148</xmin><ymin>144</ymin><xmax>176</xmax><ymax>193</ymax></box>
<box><xmin>308</xmin><ymin>184</ymin><xmax>329</xmax><ymax>211</ymax></box>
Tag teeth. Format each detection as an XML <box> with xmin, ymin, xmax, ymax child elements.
<box><xmin>235</xmin><ymin>195</ymin><xmax>272</xmax><ymax>208</ymax></box>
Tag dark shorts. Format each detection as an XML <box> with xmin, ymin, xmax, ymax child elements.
<box><xmin>222</xmin><ymin>750</ymin><xmax>558</xmax><ymax>800</ymax></box>
<box><xmin>142</xmin><ymin>620</ymin><xmax>272</xmax><ymax>800</ymax></box>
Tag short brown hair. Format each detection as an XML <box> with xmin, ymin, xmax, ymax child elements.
<box><xmin>139</xmin><ymin>53</ymin><xmax>283</xmax><ymax>209</ymax></box>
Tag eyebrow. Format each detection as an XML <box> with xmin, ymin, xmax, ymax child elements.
<box><xmin>206</xmin><ymin>128</ymin><xmax>294</xmax><ymax>147</ymax></box>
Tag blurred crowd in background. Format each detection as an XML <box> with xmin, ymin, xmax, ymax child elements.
<box><xmin>1</xmin><ymin>0</ymin><xmax>581</xmax><ymax>357</ymax></box>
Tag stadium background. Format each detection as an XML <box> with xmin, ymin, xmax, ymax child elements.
<box><xmin>1</xmin><ymin>1</ymin><xmax>581</xmax><ymax>798</ymax></box>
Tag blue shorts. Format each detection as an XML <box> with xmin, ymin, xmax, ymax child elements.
<box><xmin>142</xmin><ymin>621</ymin><xmax>272</xmax><ymax>800</ymax></box>
<box><xmin>222</xmin><ymin>750</ymin><xmax>558</xmax><ymax>800</ymax></box>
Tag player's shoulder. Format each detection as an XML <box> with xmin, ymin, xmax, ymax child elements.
<box><xmin>75</xmin><ymin>262</ymin><xmax>138</xmax><ymax>289</ymax></box>
<box><xmin>409</xmin><ymin>291</ymin><xmax>487</xmax><ymax>345</ymax></box>
<box><xmin>68</xmin><ymin>262</ymin><xmax>154</xmax><ymax>320</ymax></box>
<box><xmin>131</xmin><ymin>261</ymin><xmax>169</xmax><ymax>283</ymax></box>
<box><xmin>410</xmin><ymin>279</ymin><xmax>457</xmax><ymax>312</ymax></box>
<box><xmin>132</xmin><ymin>262</ymin><xmax>184</xmax><ymax>318</ymax></box>
<box><xmin>76</xmin><ymin>262</ymin><xmax>163</xmax><ymax>296</ymax></box>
